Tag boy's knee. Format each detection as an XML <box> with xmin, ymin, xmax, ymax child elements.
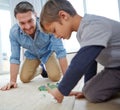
<box><xmin>82</xmin><ymin>86</ymin><xmax>109</xmax><ymax>103</ymax></box>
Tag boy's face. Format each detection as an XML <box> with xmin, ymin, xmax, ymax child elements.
<box><xmin>43</xmin><ymin>11</ymin><xmax>73</xmax><ymax>39</ymax></box>
<box><xmin>16</xmin><ymin>11</ymin><xmax>36</xmax><ymax>36</ymax></box>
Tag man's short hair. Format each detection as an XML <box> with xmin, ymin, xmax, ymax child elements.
<box><xmin>14</xmin><ymin>1</ymin><xmax>35</xmax><ymax>17</ymax></box>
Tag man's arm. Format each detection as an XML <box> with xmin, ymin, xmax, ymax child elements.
<box><xmin>1</xmin><ymin>31</ymin><xmax>20</xmax><ymax>90</ymax></box>
<box><xmin>50</xmin><ymin>35</ymin><xmax>68</xmax><ymax>74</ymax></box>
<box><xmin>0</xmin><ymin>64</ymin><xmax>19</xmax><ymax>90</ymax></box>
<box><xmin>10</xmin><ymin>63</ymin><xmax>20</xmax><ymax>83</ymax></box>
<box><xmin>58</xmin><ymin>57</ymin><xmax>68</xmax><ymax>75</ymax></box>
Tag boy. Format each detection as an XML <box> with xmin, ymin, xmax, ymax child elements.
<box><xmin>40</xmin><ymin>0</ymin><xmax>120</xmax><ymax>103</ymax></box>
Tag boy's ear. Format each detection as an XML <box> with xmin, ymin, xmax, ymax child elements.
<box><xmin>58</xmin><ymin>10</ymin><xmax>68</xmax><ymax>20</ymax></box>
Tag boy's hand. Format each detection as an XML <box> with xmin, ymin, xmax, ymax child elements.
<box><xmin>69</xmin><ymin>91</ymin><xmax>85</xmax><ymax>98</ymax></box>
<box><xmin>0</xmin><ymin>81</ymin><xmax>17</xmax><ymax>91</ymax></box>
<box><xmin>46</xmin><ymin>86</ymin><xmax>64</xmax><ymax>103</ymax></box>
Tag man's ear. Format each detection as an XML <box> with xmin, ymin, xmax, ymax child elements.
<box><xmin>58</xmin><ymin>10</ymin><xmax>68</xmax><ymax>20</ymax></box>
<box><xmin>34</xmin><ymin>12</ymin><xmax>37</xmax><ymax>17</ymax></box>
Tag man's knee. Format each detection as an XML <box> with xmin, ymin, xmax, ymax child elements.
<box><xmin>48</xmin><ymin>73</ymin><xmax>61</xmax><ymax>82</ymax></box>
<box><xmin>20</xmin><ymin>73</ymin><xmax>32</xmax><ymax>83</ymax></box>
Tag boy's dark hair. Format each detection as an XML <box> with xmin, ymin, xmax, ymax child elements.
<box><xmin>40</xmin><ymin>0</ymin><xmax>77</xmax><ymax>30</ymax></box>
<box><xmin>14</xmin><ymin>1</ymin><xmax>35</xmax><ymax>17</ymax></box>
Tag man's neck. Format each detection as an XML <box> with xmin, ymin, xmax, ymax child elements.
<box><xmin>30</xmin><ymin>33</ymin><xmax>35</xmax><ymax>39</ymax></box>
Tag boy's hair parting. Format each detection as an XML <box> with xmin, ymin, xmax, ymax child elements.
<box><xmin>14</xmin><ymin>1</ymin><xmax>35</xmax><ymax>17</ymax></box>
<box><xmin>40</xmin><ymin>0</ymin><xmax>77</xmax><ymax>29</ymax></box>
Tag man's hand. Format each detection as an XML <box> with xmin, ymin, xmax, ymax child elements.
<box><xmin>46</xmin><ymin>86</ymin><xmax>64</xmax><ymax>103</ymax></box>
<box><xmin>69</xmin><ymin>91</ymin><xmax>85</xmax><ymax>99</ymax></box>
<box><xmin>0</xmin><ymin>81</ymin><xmax>17</xmax><ymax>91</ymax></box>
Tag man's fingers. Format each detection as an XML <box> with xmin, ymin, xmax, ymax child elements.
<box><xmin>1</xmin><ymin>83</ymin><xmax>17</xmax><ymax>91</ymax></box>
<box><xmin>13</xmin><ymin>83</ymin><xmax>17</xmax><ymax>88</ymax></box>
<box><xmin>0</xmin><ymin>86</ymin><xmax>7</xmax><ymax>91</ymax></box>
<box><xmin>7</xmin><ymin>83</ymin><xmax>12</xmax><ymax>90</ymax></box>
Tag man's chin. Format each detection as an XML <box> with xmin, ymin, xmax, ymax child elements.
<box><xmin>24</xmin><ymin>30</ymin><xmax>34</xmax><ymax>35</ymax></box>
<box><xmin>25</xmin><ymin>32</ymin><xmax>34</xmax><ymax>36</ymax></box>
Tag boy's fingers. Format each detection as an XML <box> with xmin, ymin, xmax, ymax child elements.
<box><xmin>69</xmin><ymin>91</ymin><xmax>85</xmax><ymax>98</ymax></box>
<box><xmin>76</xmin><ymin>93</ymin><xmax>85</xmax><ymax>98</ymax></box>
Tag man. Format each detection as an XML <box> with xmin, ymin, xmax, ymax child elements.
<box><xmin>40</xmin><ymin>0</ymin><xmax>120</xmax><ymax>103</ymax></box>
<box><xmin>0</xmin><ymin>1</ymin><xmax>68</xmax><ymax>90</ymax></box>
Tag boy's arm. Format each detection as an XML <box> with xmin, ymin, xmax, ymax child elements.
<box><xmin>58</xmin><ymin>45</ymin><xmax>104</xmax><ymax>96</ymax></box>
<box><xmin>84</xmin><ymin>60</ymin><xmax>97</xmax><ymax>83</ymax></box>
<box><xmin>69</xmin><ymin>60</ymin><xmax>97</xmax><ymax>99</ymax></box>
<box><xmin>48</xmin><ymin>45</ymin><xmax>104</xmax><ymax>103</ymax></box>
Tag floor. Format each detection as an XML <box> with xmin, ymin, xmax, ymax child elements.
<box><xmin>0</xmin><ymin>75</ymin><xmax>75</xmax><ymax>110</ymax></box>
<box><xmin>0</xmin><ymin>73</ymin><xmax>120</xmax><ymax>110</ymax></box>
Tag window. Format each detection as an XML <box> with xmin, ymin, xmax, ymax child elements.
<box><xmin>63</xmin><ymin>0</ymin><xmax>120</xmax><ymax>53</ymax></box>
<box><xmin>63</xmin><ymin>0</ymin><xmax>84</xmax><ymax>53</ymax></box>
<box><xmin>85</xmin><ymin>0</ymin><xmax>119</xmax><ymax>21</ymax></box>
<box><xmin>0</xmin><ymin>0</ymin><xmax>120</xmax><ymax>74</ymax></box>
<box><xmin>0</xmin><ymin>10</ymin><xmax>11</xmax><ymax>74</ymax></box>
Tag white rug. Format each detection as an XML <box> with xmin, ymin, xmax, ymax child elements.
<box><xmin>0</xmin><ymin>76</ymin><xmax>75</xmax><ymax>110</ymax></box>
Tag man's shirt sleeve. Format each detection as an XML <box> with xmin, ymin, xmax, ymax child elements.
<box><xmin>50</xmin><ymin>34</ymin><xmax>66</xmax><ymax>58</ymax></box>
<box><xmin>9</xmin><ymin>29</ymin><xmax>21</xmax><ymax>64</ymax></box>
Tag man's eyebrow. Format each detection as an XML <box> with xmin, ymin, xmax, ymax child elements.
<box><xmin>19</xmin><ymin>21</ymin><xmax>25</xmax><ymax>24</ymax></box>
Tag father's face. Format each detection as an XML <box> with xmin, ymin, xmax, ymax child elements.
<box><xmin>16</xmin><ymin>11</ymin><xmax>36</xmax><ymax>36</ymax></box>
